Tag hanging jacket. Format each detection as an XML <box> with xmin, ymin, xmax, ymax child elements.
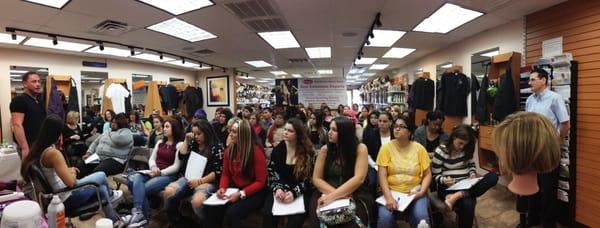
<box><xmin>475</xmin><ymin>76</ymin><xmax>489</xmax><ymax>123</ymax></box>
<box><xmin>67</xmin><ymin>79</ymin><xmax>79</xmax><ymax>112</ymax></box>
<box><xmin>47</xmin><ymin>78</ymin><xmax>65</xmax><ymax>121</ymax></box>
<box><xmin>439</xmin><ymin>71</ymin><xmax>470</xmax><ymax>116</ymax></box>
<box><xmin>470</xmin><ymin>74</ymin><xmax>480</xmax><ymax>115</ymax></box>
<box><xmin>413</xmin><ymin>77</ymin><xmax>435</xmax><ymax>111</ymax></box>
<box><xmin>492</xmin><ymin>61</ymin><xmax>517</xmax><ymax>122</ymax></box>
<box><xmin>183</xmin><ymin>86</ymin><xmax>202</xmax><ymax>118</ymax></box>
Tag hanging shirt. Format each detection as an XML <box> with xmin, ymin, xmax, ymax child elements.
<box><xmin>105</xmin><ymin>83</ymin><xmax>130</xmax><ymax>114</ymax></box>
<box><xmin>412</xmin><ymin>77</ymin><xmax>435</xmax><ymax>111</ymax></box>
<box><xmin>439</xmin><ymin>72</ymin><xmax>470</xmax><ymax>116</ymax></box>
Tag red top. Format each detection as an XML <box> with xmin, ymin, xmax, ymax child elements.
<box><xmin>219</xmin><ymin>144</ymin><xmax>267</xmax><ymax>196</ymax></box>
<box><xmin>155</xmin><ymin>143</ymin><xmax>176</xmax><ymax>170</ymax></box>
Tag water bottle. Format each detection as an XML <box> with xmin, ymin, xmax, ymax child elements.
<box><xmin>417</xmin><ymin>219</ymin><xmax>430</xmax><ymax>228</ymax></box>
<box><xmin>47</xmin><ymin>195</ymin><xmax>65</xmax><ymax>228</ymax></box>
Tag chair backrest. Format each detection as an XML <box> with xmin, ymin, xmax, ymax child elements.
<box><xmin>28</xmin><ymin>164</ymin><xmax>54</xmax><ymax>213</ymax></box>
<box><xmin>125</xmin><ymin>147</ymin><xmax>152</xmax><ymax>171</ymax></box>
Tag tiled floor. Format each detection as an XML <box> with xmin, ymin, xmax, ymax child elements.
<box><xmin>73</xmin><ymin>183</ymin><xmax>521</xmax><ymax>228</ymax></box>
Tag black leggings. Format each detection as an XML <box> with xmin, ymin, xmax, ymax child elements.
<box><xmin>205</xmin><ymin>189</ymin><xmax>267</xmax><ymax>228</ymax></box>
<box><xmin>77</xmin><ymin>158</ymin><xmax>124</xmax><ymax>178</ymax></box>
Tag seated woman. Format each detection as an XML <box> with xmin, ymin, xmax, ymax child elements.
<box><xmin>266</xmin><ymin>113</ymin><xmax>286</xmax><ymax>148</ymax></box>
<box><xmin>432</xmin><ymin>124</ymin><xmax>498</xmax><ymax>228</ymax></box>
<box><xmin>205</xmin><ymin>119</ymin><xmax>267</xmax><ymax>228</ymax></box>
<box><xmin>163</xmin><ymin>119</ymin><xmax>224</xmax><ymax>224</ymax></box>
<box><xmin>309</xmin><ymin>117</ymin><xmax>373</xmax><ymax>228</ymax></box>
<box><xmin>376</xmin><ymin>116</ymin><xmax>432</xmax><ymax>228</ymax></box>
<box><xmin>413</xmin><ymin>111</ymin><xmax>449</xmax><ymax>156</ymax></box>
<box><xmin>146</xmin><ymin>115</ymin><xmax>164</xmax><ymax>149</ymax></box>
<box><xmin>102</xmin><ymin>109</ymin><xmax>115</xmax><ymax>135</ymax></box>
<box><xmin>21</xmin><ymin>115</ymin><xmax>124</xmax><ymax>227</ymax></box>
<box><xmin>363</xmin><ymin>112</ymin><xmax>393</xmax><ymax>190</ymax></box>
<box><xmin>78</xmin><ymin>113</ymin><xmax>133</xmax><ymax>178</ymax></box>
<box><xmin>307</xmin><ymin>111</ymin><xmax>327</xmax><ymax>151</ymax></box>
<box><xmin>250</xmin><ymin>112</ymin><xmax>267</xmax><ymax>146</ymax></box>
<box><xmin>63</xmin><ymin>111</ymin><xmax>87</xmax><ymax>164</ymax></box>
<box><xmin>125</xmin><ymin>118</ymin><xmax>185</xmax><ymax>227</ymax></box>
<box><xmin>129</xmin><ymin>111</ymin><xmax>148</xmax><ymax>146</ymax></box>
<box><xmin>263</xmin><ymin>118</ymin><xmax>314</xmax><ymax>228</ymax></box>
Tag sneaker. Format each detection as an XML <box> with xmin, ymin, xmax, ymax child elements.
<box><xmin>127</xmin><ymin>208</ymin><xmax>148</xmax><ymax>228</ymax></box>
<box><xmin>113</xmin><ymin>218</ymin><xmax>127</xmax><ymax>228</ymax></box>
<box><xmin>111</xmin><ymin>190</ymin><xmax>124</xmax><ymax>207</ymax></box>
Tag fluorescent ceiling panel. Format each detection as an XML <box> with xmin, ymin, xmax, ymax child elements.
<box><xmin>0</xmin><ymin>33</ymin><xmax>26</xmax><ymax>44</ymax></box>
<box><xmin>24</xmin><ymin>0</ymin><xmax>70</xmax><ymax>8</ymax></box>
<box><xmin>441</xmin><ymin>63</ymin><xmax>453</xmax><ymax>68</ymax></box>
<box><xmin>349</xmin><ymin>68</ymin><xmax>366</xmax><ymax>74</ymax></box>
<box><xmin>258</xmin><ymin>31</ymin><xmax>300</xmax><ymax>49</ymax></box>
<box><xmin>131</xmin><ymin>53</ymin><xmax>176</xmax><ymax>62</ymax></box>
<box><xmin>291</xmin><ymin>74</ymin><xmax>302</xmax><ymax>78</ymax></box>
<box><xmin>245</xmin><ymin>60</ymin><xmax>272</xmax><ymax>68</ymax></box>
<box><xmin>305</xmin><ymin>47</ymin><xmax>331</xmax><ymax>59</ymax></box>
<box><xmin>370</xmin><ymin>64</ymin><xmax>389</xmax><ymax>70</ymax></box>
<box><xmin>363</xmin><ymin>73</ymin><xmax>376</xmax><ymax>77</ymax></box>
<box><xmin>24</xmin><ymin>37</ymin><xmax>92</xmax><ymax>52</ymax></box>
<box><xmin>480</xmin><ymin>50</ymin><xmax>499</xmax><ymax>57</ymax></box>
<box><xmin>147</xmin><ymin>18</ymin><xmax>217</xmax><ymax>42</ymax></box>
<box><xmin>270</xmin><ymin>71</ymin><xmax>287</xmax><ymax>76</ymax></box>
<box><xmin>238</xmin><ymin>76</ymin><xmax>256</xmax><ymax>79</ymax></box>
<box><xmin>354</xmin><ymin>58</ymin><xmax>377</xmax><ymax>65</ymax></box>
<box><xmin>166</xmin><ymin>60</ymin><xmax>200</xmax><ymax>68</ymax></box>
<box><xmin>86</xmin><ymin>46</ymin><xmax>138</xmax><ymax>57</ymax></box>
<box><xmin>366</xmin><ymin>30</ymin><xmax>406</xmax><ymax>47</ymax></box>
<box><xmin>383</xmin><ymin>48</ymin><xmax>416</xmax><ymax>59</ymax></box>
<box><xmin>138</xmin><ymin>0</ymin><xmax>213</xmax><ymax>15</ymax></box>
<box><xmin>318</xmin><ymin>69</ymin><xmax>333</xmax><ymax>75</ymax></box>
<box><xmin>413</xmin><ymin>3</ymin><xmax>483</xmax><ymax>34</ymax></box>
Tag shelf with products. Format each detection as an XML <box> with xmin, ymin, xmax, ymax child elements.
<box><xmin>235</xmin><ymin>81</ymin><xmax>274</xmax><ymax>108</ymax></box>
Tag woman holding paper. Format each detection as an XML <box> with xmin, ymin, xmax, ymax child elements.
<box><xmin>263</xmin><ymin>118</ymin><xmax>314</xmax><ymax>228</ymax></box>
<box><xmin>125</xmin><ymin>118</ymin><xmax>185</xmax><ymax>227</ymax></box>
<box><xmin>376</xmin><ymin>116</ymin><xmax>432</xmax><ymax>228</ymax></box>
<box><xmin>162</xmin><ymin>119</ymin><xmax>224</xmax><ymax>224</ymax></box>
<box><xmin>205</xmin><ymin>119</ymin><xmax>267</xmax><ymax>228</ymax></box>
<box><xmin>431</xmin><ymin>124</ymin><xmax>498</xmax><ymax>228</ymax></box>
<box><xmin>309</xmin><ymin>116</ymin><xmax>373</xmax><ymax>228</ymax></box>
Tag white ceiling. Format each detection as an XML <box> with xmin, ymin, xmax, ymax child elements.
<box><xmin>0</xmin><ymin>0</ymin><xmax>565</xmax><ymax>84</ymax></box>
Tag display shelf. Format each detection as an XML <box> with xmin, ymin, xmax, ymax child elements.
<box><xmin>478</xmin><ymin>125</ymin><xmax>501</xmax><ymax>175</ymax></box>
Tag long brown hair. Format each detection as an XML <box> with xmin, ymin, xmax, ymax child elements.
<box><xmin>444</xmin><ymin>124</ymin><xmax>476</xmax><ymax>160</ymax></box>
<box><xmin>228</xmin><ymin>119</ymin><xmax>260</xmax><ymax>179</ymax></box>
<box><xmin>287</xmin><ymin>118</ymin><xmax>313</xmax><ymax>180</ymax></box>
<box><xmin>21</xmin><ymin>115</ymin><xmax>64</xmax><ymax>181</ymax></box>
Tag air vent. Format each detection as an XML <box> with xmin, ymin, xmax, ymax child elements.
<box><xmin>195</xmin><ymin>49</ymin><xmax>215</xmax><ymax>55</ymax></box>
<box><xmin>90</xmin><ymin>20</ymin><xmax>132</xmax><ymax>36</ymax></box>
<box><xmin>182</xmin><ymin>47</ymin><xmax>195</xmax><ymax>51</ymax></box>
<box><xmin>224</xmin><ymin>0</ymin><xmax>289</xmax><ymax>32</ymax></box>
<box><xmin>288</xmin><ymin>58</ymin><xmax>308</xmax><ymax>63</ymax></box>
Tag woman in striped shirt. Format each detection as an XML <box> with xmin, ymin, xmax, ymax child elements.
<box><xmin>431</xmin><ymin>124</ymin><xmax>498</xmax><ymax>228</ymax></box>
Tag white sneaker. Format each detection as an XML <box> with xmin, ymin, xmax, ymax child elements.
<box><xmin>111</xmin><ymin>190</ymin><xmax>123</xmax><ymax>207</ymax></box>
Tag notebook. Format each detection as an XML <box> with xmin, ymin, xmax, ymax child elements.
<box><xmin>272</xmin><ymin>195</ymin><xmax>305</xmax><ymax>216</ymax></box>
<box><xmin>204</xmin><ymin>188</ymin><xmax>240</xmax><ymax>205</ymax></box>
<box><xmin>185</xmin><ymin>152</ymin><xmax>208</xmax><ymax>180</ymax></box>
<box><xmin>447</xmin><ymin>177</ymin><xmax>483</xmax><ymax>191</ymax></box>
<box><xmin>375</xmin><ymin>190</ymin><xmax>416</xmax><ymax>212</ymax></box>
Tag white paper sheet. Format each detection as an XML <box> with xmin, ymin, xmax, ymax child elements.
<box><xmin>203</xmin><ymin>188</ymin><xmax>239</xmax><ymax>205</ymax></box>
<box><xmin>375</xmin><ymin>191</ymin><xmax>416</xmax><ymax>212</ymax></box>
<box><xmin>318</xmin><ymin>198</ymin><xmax>350</xmax><ymax>212</ymax></box>
<box><xmin>446</xmin><ymin>177</ymin><xmax>483</xmax><ymax>191</ymax></box>
<box><xmin>84</xmin><ymin>153</ymin><xmax>100</xmax><ymax>164</ymax></box>
<box><xmin>272</xmin><ymin>195</ymin><xmax>305</xmax><ymax>216</ymax></box>
<box><xmin>185</xmin><ymin>152</ymin><xmax>208</xmax><ymax>180</ymax></box>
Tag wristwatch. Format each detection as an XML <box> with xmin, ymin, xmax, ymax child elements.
<box><xmin>240</xmin><ymin>190</ymin><xmax>247</xmax><ymax>199</ymax></box>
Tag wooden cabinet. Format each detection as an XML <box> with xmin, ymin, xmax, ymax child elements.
<box><xmin>478</xmin><ymin>125</ymin><xmax>500</xmax><ymax>174</ymax></box>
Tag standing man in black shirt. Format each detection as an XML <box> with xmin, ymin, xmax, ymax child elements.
<box><xmin>10</xmin><ymin>71</ymin><xmax>46</xmax><ymax>159</ymax></box>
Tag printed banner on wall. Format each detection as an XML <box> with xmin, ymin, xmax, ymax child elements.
<box><xmin>298</xmin><ymin>78</ymin><xmax>347</xmax><ymax>107</ymax></box>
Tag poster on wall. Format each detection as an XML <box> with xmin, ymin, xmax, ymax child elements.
<box><xmin>274</xmin><ymin>79</ymin><xmax>298</xmax><ymax>105</ymax></box>
<box><xmin>298</xmin><ymin>78</ymin><xmax>347</xmax><ymax>107</ymax></box>
<box><xmin>206</xmin><ymin>75</ymin><xmax>230</xmax><ymax>106</ymax></box>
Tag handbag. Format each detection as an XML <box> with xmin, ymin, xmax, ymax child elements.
<box><xmin>316</xmin><ymin>198</ymin><xmax>367</xmax><ymax>228</ymax></box>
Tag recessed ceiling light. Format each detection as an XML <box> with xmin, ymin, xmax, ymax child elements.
<box><xmin>366</xmin><ymin>30</ymin><xmax>406</xmax><ymax>47</ymax></box>
<box><xmin>305</xmin><ymin>47</ymin><xmax>331</xmax><ymax>59</ymax></box>
<box><xmin>270</xmin><ymin>71</ymin><xmax>288</xmax><ymax>76</ymax></box>
<box><xmin>349</xmin><ymin>68</ymin><xmax>366</xmax><ymax>74</ymax></box>
<box><xmin>138</xmin><ymin>0</ymin><xmax>213</xmax><ymax>15</ymax></box>
<box><xmin>383</xmin><ymin>48</ymin><xmax>416</xmax><ymax>59</ymax></box>
<box><xmin>86</xmin><ymin>46</ymin><xmax>138</xmax><ymax>57</ymax></box>
<box><xmin>441</xmin><ymin>63</ymin><xmax>453</xmax><ymax>68</ymax></box>
<box><xmin>292</xmin><ymin>74</ymin><xmax>302</xmax><ymax>78</ymax></box>
<box><xmin>413</xmin><ymin>3</ymin><xmax>484</xmax><ymax>34</ymax></box>
<box><xmin>258</xmin><ymin>31</ymin><xmax>300</xmax><ymax>49</ymax></box>
<box><xmin>245</xmin><ymin>60</ymin><xmax>272</xmax><ymax>68</ymax></box>
<box><xmin>131</xmin><ymin>53</ymin><xmax>176</xmax><ymax>62</ymax></box>
<box><xmin>318</xmin><ymin>69</ymin><xmax>333</xmax><ymax>75</ymax></box>
<box><xmin>24</xmin><ymin>0</ymin><xmax>70</xmax><ymax>9</ymax></box>
<box><xmin>147</xmin><ymin>18</ymin><xmax>217</xmax><ymax>42</ymax></box>
<box><xmin>363</xmin><ymin>73</ymin><xmax>376</xmax><ymax>77</ymax></box>
<box><xmin>370</xmin><ymin>64</ymin><xmax>389</xmax><ymax>70</ymax></box>
<box><xmin>355</xmin><ymin>58</ymin><xmax>377</xmax><ymax>65</ymax></box>
<box><xmin>480</xmin><ymin>50</ymin><xmax>499</xmax><ymax>57</ymax></box>
<box><xmin>0</xmin><ymin>33</ymin><xmax>26</xmax><ymax>44</ymax></box>
<box><xmin>166</xmin><ymin>60</ymin><xmax>200</xmax><ymax>68</ymax></box>
<box><xmin>24</xmin><ymin>37</ymin><xmax>92</xmax><ymax>52</ymax></box>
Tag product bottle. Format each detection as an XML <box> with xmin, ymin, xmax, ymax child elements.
<box><xmin>417</xmin><ymin>219</ymin><xmax>430</xmax><ymax>228</ymax></box>
<box><xmin>47</xmin><ymin>195</ymin><xmax>66</xmax><ymax>228</ymax></box>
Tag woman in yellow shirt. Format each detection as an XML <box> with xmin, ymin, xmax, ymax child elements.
<box><xmin>376</xmin><ymin>116</ymin><xmax>432</xmax><ymax>228</ymax></box>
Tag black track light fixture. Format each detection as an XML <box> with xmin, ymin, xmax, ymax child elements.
<box><xmin>159</xmin><ymin>52</ymin><xmax>163</xmax><ymax>60</ymax></box>
<box><xmin>222</xmin><ymin>67</ymin><xmax>226</xmax><ymax>73</ymax></box>
<box><xmin>182</xmin><ymin>58</ymin><xmax>185</xmax><ymax>64</ymax></box>
<box><xmin>51</xmin><ymin>35</ymin><xmax>58</xmax><ymax>45</ymax></box>
<box><xmin>98</xmin><ymin>41</ymin><xmax>104</xmax><ymax>51</ymax></box>
<box><xmin>129</xmin><ymin>47</ymin><xmax>135</xmax><ymax>56</ymax></box>
<box><xmin>211</xmin><ymin>65</ymin><xmax>214</xmax><ymax>71</ymax></box>
<box><xmin>6</xmin><ymin>28</ymin><xmax>16</xmax><ymax>40</ymax></box>
<box><xmin>357</xmin><ymin>55</ymin><xmax>362</xmax><ymax>60</ymax></box>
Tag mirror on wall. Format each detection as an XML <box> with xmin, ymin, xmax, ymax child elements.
<box><xmin>132</xmin><ymin>74</ymin><xmax>152</xmax><ymax>114</ymax></box>
<box><xmin>436</xmin><ymin>62</ymin><xmax>453</xmax><ymax>80</ymax></box>
<box><xmin>471</xmin><ymin>47</ymin><xmax>499</xmax><ymax>84</ymax></box>
<box><xmin>80</xmin><ymin>71</ymin><xmax>108</xmax><ymax>108</ymax></box>
<box><xmin>10</xmin><ymin>66</ymin><xmax>49</xmax><ymax>99</ymax></box>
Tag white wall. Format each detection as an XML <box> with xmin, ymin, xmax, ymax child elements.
<box><xmin>197</xmin><ymin>69</ymin><xmax>237</xmax><ymax>121</ymax></box>
<box><xmin>0</xmin><ymin>47</ymin><xmax>196</xmax><ymax>143</ymax></box>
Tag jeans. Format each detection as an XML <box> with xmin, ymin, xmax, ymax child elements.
<box><xmin>77</xmin><ymin>158</ymin><xmax>124</xmax><ymax>178</ymax></box>
<box><xmin>205</xmin><ymin>189</ymin><xmax>266</xmax><ymax>228</ymax></box>
<box><xmin>377</xmin><ymin>196</ymin><xmax>430</xmax><ymax>228</ymax></box>
<box><xmin>127</xmin><ymin>173</ymin><xmax>178</xmax><ymax>219</ymax></box>
<box><xmin>527</xmin><ymin>167</ymin><xmax>559</xmax><ymax>228</ymax></box>
<box><xmin>163</xmin><ymin>177</ymin><xmax>216</xmax><ymax>220</ymax></box>
<box><xmin>438</xmin><ymin>172</ymin><xmax>499</xmax><ymax>228</ymax></box>
<box><xmin>63</xmin><ymin>172</ymin><xmax>117</xmax><ymax>220</ymax></box>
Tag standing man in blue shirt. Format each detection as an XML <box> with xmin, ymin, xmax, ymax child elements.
<box><xmin>525</xmin><ymin>68</ymin><xmax>570</xmax><ymax>228</ymax></box>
